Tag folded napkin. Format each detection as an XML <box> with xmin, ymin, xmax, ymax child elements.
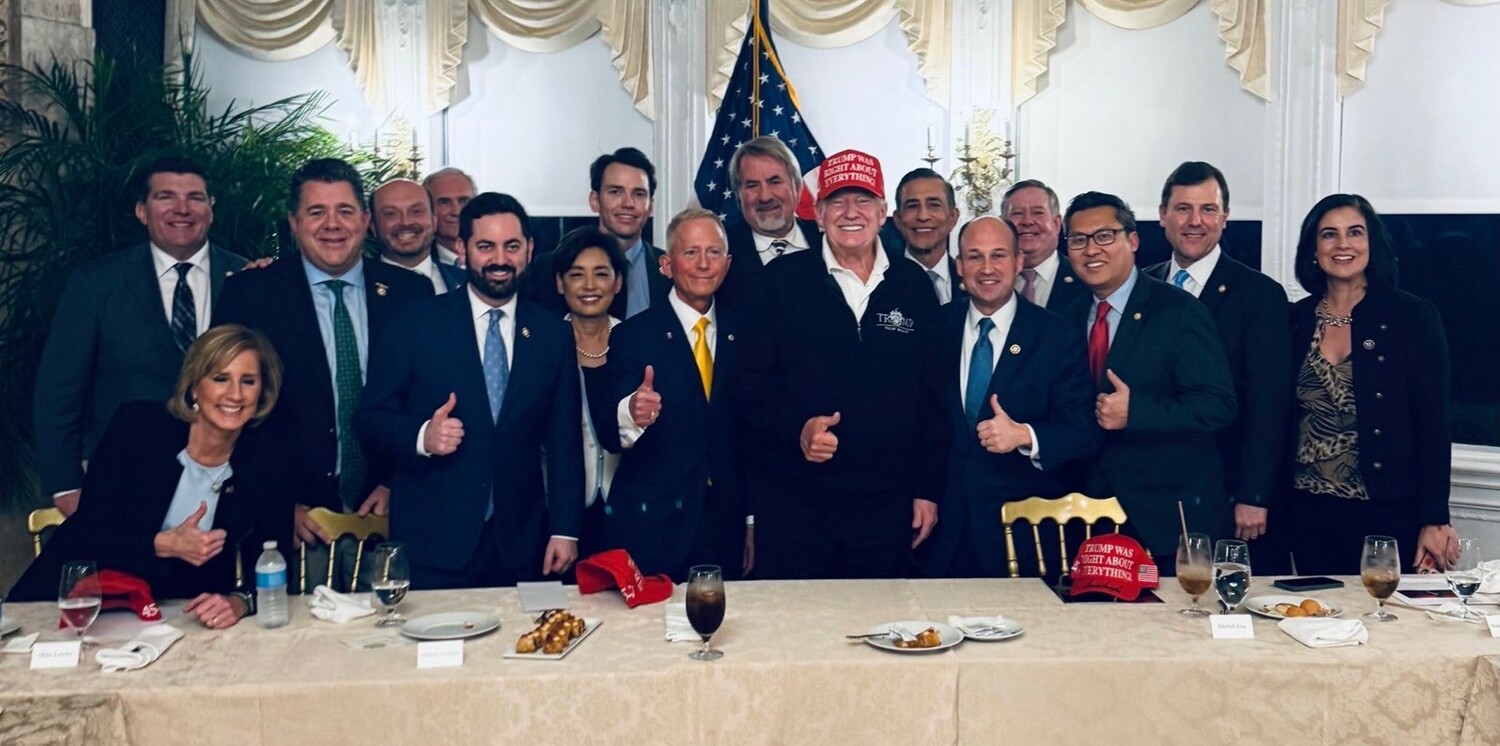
<box><xmin>1278</xmin><ymin>618</ymin><xmax>1368</xmax><ymax>648</ymax></box>
<box><xmin>1477</xmin><ymin>560</ymin><xmax>1500</xmax><ymax>594</ymax></box>
<box><xmin>95</xmin><ymin>623</ymin><xmax>184</xmax><ymax>672</ymax></box>
<box><xmin>308</xmin><ymin>585</ymin><xmax>375</xmax><ymax>624</ymax></box>
<box><xmin>948</xmin><ymin>615</ymin><xmax>1006</xmax><ymax>636</ymax></box>
<box><xmin>664</xmin><ymin>589</ymin><xmax>697</xmax><ymax>642</ymax></box>
<box><xmin>2</xmin><ymin>632</ymin><xmax>39</xmax><ymax>655</ymax></box>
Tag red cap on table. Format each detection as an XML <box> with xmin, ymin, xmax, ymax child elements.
<box><xmin>575</xmin><ymin>549</ymin><xmax>673</xmax><ymax>608</ymax></box>
<box><xmin>58</xmin><ymin>569</ymin><xmax>162</xmax><ymax>628</ymax></box>
<box><xmin>816</xmin><ymin>149</ymin><xmax>885</xmax><ymax>201</ymax></box>
<box><xmin>1068</xmin><ymin>535</ymin><xmax>1160</xmax><ymax>601</ymax></box>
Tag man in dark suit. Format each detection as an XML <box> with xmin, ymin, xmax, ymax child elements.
<box><xmin>528</xmin><ymin>148</ymin><xmax>669</xmax><ymax>318</ymax></box>
<box><xmin>214</xmin><ymin>158</ymin><xmax>432</xmax><ymax>569</ymax></box>
<box><xmin>716</xmin><ymin>136</ymin><xmax>822</xmax><ymax>310</ymax></box>
<box><xmin>1145</xmin><ymin>162</ymin><xmax>1292</xmax><ymax>571</ymax></box>
<box><xmin>371</xmin><ymin>178</ymin><xmax>465</xmax><ymax>294</ymax></box>
<box><xmin>1002</xmin><ymin>180</ymin><xmax>1087</xmax><ymax>313</ymax></box>
<box><xmin>922</xmin><ymin>216</ymin><xmax>1101</xmax><ymax>578</ymax></box>
<box><xmin>890</xmin><ymin>168</ymin><xmax>965</xmax><ymax>306</ymax></box>
<box><xmin>585</xmin><ymin>208</ymin><xmax>749</xmax><ymax>581</ymax></box>
<box><xmin>357</xmin><ymin>192</ymin><xmax>582</xmax><ymax>589</ymax></box>
<box><xmin>35</xmin><ymin>156</ymin><xmax>246</xmax><ymax>516</ymax></box>
<box><xmin>1062</xmin><ymin>192</ymin><xmax>1236</xmax><ymax>570</ymax></box>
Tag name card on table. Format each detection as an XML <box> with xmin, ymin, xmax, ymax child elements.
<box><xmin>1486</xmin><ymin>615</ymin><xmax>1500</xmax><ymax>638</ymax></box>
<box><xmin>416</xmin><ymin>640</ymin><xmax>464</xmax><ymax>669</ymax></box>
<box><xmin>1209</xmin><ymin>614</ymin><xmax>1255</xmax><ymax>639</ymax></box>
<box><xmin>30</xmin><ymin>640</ymin><xmax>82</xmax><ymax>669</ymax></box>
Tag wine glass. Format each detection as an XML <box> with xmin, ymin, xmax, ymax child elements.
<box><xmin>1446</xmin><ymin>537</ymin><xmax>1482</xmax><ymax>620</ymax></box>
<box><xmin>369</xmin><ymin>542</ymin><xmax>410</xmax><ymax>628</ymax></box>
<box><xmin>1361</xmin><ymin>535</ymin><xmax>1401</xmax><ymax>622</ymax></box>
<box><xmin>685</xmin><ymin>565</ymin><xmax>725</xmax><ymax>661</ymax></box>
<box><xmin>1213</xmin><ymin>540</ymin><xmax>1252</xmax><ymax>613</ymax></box>
<box><xmin>58</xmin><ymin>560</ymin><xmax>102</xmax><ymax>641</ymax></box>
<box><xmin>1176</xmin><ymin>533</ymin><xmax>1213</xmax><ymax>616</ymax></box>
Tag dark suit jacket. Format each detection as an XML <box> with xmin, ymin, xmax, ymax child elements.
<box><xmin>1064</xmin><ymin>274</ymin><xmax>1237</xmax><ymax>556</ymax></box>
<box><xmin>1288</xmin><ymin>285</ymin><xmax>1451</xmax><ymax>525</ymax></box>
<box><xmin>717</xmin><ymin>217</ymin><xmax>822</xmax><ymax>311</ymax></box>
<box><xmin>213</xmin><ymin>257</ymin><xmax>433</xmax><ymax>510</ymax></box>
<box><xmin>525</xmin><ymin>229</ymin><xmax>670</xmax><ymax>318</ymax></box>
<box><xmin>1147</xmin><ymin>253</ymin><xmax>1292</xmax><ymax>507</ymax></box>
<box><xmin>1044</xmin><ymin>253</ymin><xmax>1089</xmax><ymax>313</ymax></box>
<box><xmin>356</xmin><ymin>290</ymin><xmax>583</xmax><ymax>574</ymax></box>
<box><xmin>583</xmin><ymin>300</ymin><xmax>747</xmax><ymax>577</ymax></box>
<box><xmin>34</xmin><ymin>243</ymin><xmax>247</xmax><ymax>495</ymax></box>
<box><xmin>882</xmin><ymin>241</ymin><xmax>968</xmax><ymax>306</ymax></box>
<box><xmin>923</xmin><ymin>298</ymin><xmax>1101</xmax><ymax>577</ymax></box>
<box><xmin>8</xmin><ymin>401</ymin><xmax>295</xmax><ymax>602</ymax></box>
<box><xmin>437</xmin><ymin>261</ymin><xmax>466</xmax><ymax>292</ymax></box>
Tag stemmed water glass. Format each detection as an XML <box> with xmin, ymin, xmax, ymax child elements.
<box><xmin>1176</xmin><ymin>533</ymin><xmax>1213</xmax><ymax>616</ymax></box>
<box><xmin>1361</xmin><ymin>535</ymin><xmax>1401</xmax><ymax>622</ymax></box>
<box><xmin>1446</xmin><ymin>537</ymin><xmax>1482</xmax><ymax>620</ymax></box>
<box><xmin>685</xmin><ymin>565</ymin><xmax>725</xmax><ymax>661</ymax></box>
<box><xmin>1213</xmin><ymin>540</ymin><xmax>1252</xmax><ymax>613</ymax></box>
<box><xmin>58</xmin><ymin>560</ymin><xmax>102</xmax><ymax>642</ymax></box>
<box><xmin>369</xmin><ymin>542</ymin><xmax>410</xmax><ymax>628</ymax></box>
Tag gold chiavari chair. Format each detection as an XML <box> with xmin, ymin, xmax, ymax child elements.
<box><xmin>297</xmin><ymin>508</ymin><xmax>389</xmax><ymax>594</ymax></box>
<box><xmin>1001</xmin><ymin>493</ymin><xmax>1127</xmax><ymax>580</ymax></box>
<box><xmin>27</xmin><ymin>507</ymin><xmax>66</xmax><ymax>557</ymax></box>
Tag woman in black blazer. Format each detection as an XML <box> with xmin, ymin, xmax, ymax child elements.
<box><xmin>1286</xmin><ymin>194</ymin><xmax>1459</xmax><ymax>574</ymax></box>
<box><xmin>9</xmin><ymin>325</ymin><xmax>295</xmax><ymax>628</ymax></box>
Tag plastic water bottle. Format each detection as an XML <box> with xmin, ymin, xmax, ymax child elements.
<box><xmin>255</xmin><ymin>540</ymin><xmax>289</xmax><ymax>629</ymax></box>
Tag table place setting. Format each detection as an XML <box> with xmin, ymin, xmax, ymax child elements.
<box><xmin>947</xmin><ymin>614</ymin><xmax>1024</xmax><ymax>642</ymax></box>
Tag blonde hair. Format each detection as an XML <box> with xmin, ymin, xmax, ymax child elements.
<box><xmin>168</xmin><ymin>324</ymin><xmax>283</xmax><ymax>425</ymax></box>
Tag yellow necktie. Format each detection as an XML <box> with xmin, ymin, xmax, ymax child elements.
<box><xmin>693</xmin><ymin>316</ymin><xmax>712</xmax><ymax>399</ymax></box>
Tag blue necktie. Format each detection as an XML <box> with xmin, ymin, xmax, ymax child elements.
<box><xmin>1173</xmin><ymin>268</ymin><xmax>1191</xmax><ymax>289</ymax></box>
<box><xmin>483</xmin><ymin>308</ymin><xmax>509</xmax><ymax>423</ymax></box>
<box><xmin>965</xmin><ymin>318</ymin><xmax>996</xmax><ymax>429</ymax></box>
<box><xmin>169</xmin><ymin>263</ymin><xmax>196</xmax><ymax>354</ymax></box>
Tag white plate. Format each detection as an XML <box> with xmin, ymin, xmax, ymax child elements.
<box><xmin>399</xmin><ymin>612</ymin><xmax>501</xmax><ymax>641</ymax></box>
<box><xmin>502</xmin><ymin>618</ymin><xmax>602</xmax><ymax>661</ymax></box>
<box><xmin>1246</xmin><ymin>595</ymin><xmax>1342</xmax><ymax>620</ymax></box>
<box><xmin>862</xmin><ymin>621</ymin><xmax>964</xmax><ymax>653</ymax></box>
<box><xmin>1</xmin><ymin>616</ymin><xmax>18</xmax><ymax>636</ymax></box>
<box><xmin>959</xmin><ymin>619</ymin><xmax>1025</xmax><ymax>642</ymax></box>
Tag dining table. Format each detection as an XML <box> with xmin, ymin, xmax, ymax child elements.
<box><xmin>1</xmin><ymin>576</ymin><xmax>1497</xmax><ymax>745</ymax></box>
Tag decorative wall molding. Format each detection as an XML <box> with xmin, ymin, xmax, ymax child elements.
<box><xmin>653</xmin><ymin>0</ymin><xmax>707</xmax><ymax>227</ymax></box>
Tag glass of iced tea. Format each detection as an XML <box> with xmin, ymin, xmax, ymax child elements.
<box><xmin>1360</xmin><ymin>535</ymin><xmax>1400</xmax><ymax>622</ymax></box>
<box><xmin>685</xmin><ymin>565</ymin><xmax>725</xmax><ymax>661</ymax></box>
<box><xmin>1176</xmin><ymin>533</ymin><xmax>1213</xmax><ymax>615</ymax></box>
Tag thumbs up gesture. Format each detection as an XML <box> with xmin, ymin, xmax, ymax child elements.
<box><xmin>629</xmin><ymin>365</ymin><xmax>663</xmax><ymax>428</ymax></box>
<box><xmin>976</xmin><ymin>395</ymin><xmax>1032</xmax><ymax>454</ymax></box>
<box><xmin>153</xmin><ymin>501</ymin><xmax>228</xmax><ymax>566</ymax></box>
<box><xmin>800</xmin><ymin>411</ymin><xmax>842</xmax><ymax>463</ymax></box>
<box><xmin>423</xmin><ymin>393</ymin><xmax>466</xmax><ymax>455</ymax></box>
<box><xmin>1095</xmin><ymin>369</ymin><xmax>1130</xmax><ymax>431</ymax></box>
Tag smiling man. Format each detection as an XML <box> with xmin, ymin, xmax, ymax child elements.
<box><xmin>35</xmin><ymin>156</ymin><xmax>247</xmax><ymax>516</ymax></box>
<box><xmin>371</xmin><ymin>178</ymin><xmax>464</xmax><ymax>294</ymax></box>
<box><xmin>1001</xmin><ymin>179</ymin><xmax>1088</xmax><ymax>312</ymax></box>
<box><xmin>716</xmin><ymin>136</ymin><xmax>824</xmax><ymax>310</ymax></box>
<box><xmin>891</xmin><ymin>168</ymin><xmax>963</xmax><ymax>305</ymax></box>
<box><xmin>738</xmin><ymin>149</ymin><xmax>947</xmax><ymax>580</ymax></box>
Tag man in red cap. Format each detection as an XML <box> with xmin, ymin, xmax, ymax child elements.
<box><xmin>738</xmin><ymin>149</ymin><xmax>947</xmax><ymax>579</ymax></box>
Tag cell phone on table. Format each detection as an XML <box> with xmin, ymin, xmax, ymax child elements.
<box><xmin>1273</xmin><ymin>576</ymin><xmax>1346</xmax><ymax>592</ymax></box>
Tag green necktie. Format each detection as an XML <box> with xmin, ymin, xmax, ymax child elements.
<box><xmin>323</xmin><ymin>279</ymin><xmax>365</xmax><ymax>510</ymax></box>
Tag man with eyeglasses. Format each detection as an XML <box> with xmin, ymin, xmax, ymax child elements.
<box><xmin>738</xmin><ymin>149</ymin><xmax>946</xmax><ymax>580</ymax></box>
<box><xmin>1001</xmin><ymin>180</ymin><xmax>1089</xmax><ymax>312</ymax></box>
<box><xmin>1062</xmin><ymin>191</ymin><xmax>1236</xmax><ymax>572</ymax></box>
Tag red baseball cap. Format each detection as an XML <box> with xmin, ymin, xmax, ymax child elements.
<box><xmin>1068</xmin><ymin>535</ymin><xmax>1160</xmax><ymax>601</ymax></box>
<box><xmin>817</xmin><ymin>149</ymin><xmax>885</xmax><ymax>201</ymax></box>
<box><xmin>575</xmin><ymin>549</ymin><xmax>673</xmax><ymax>608</ymax></box>
<box><xmin>58</xmin><ymin>570</ymin><xmax>162</xmax><ymax>628</ymax></box>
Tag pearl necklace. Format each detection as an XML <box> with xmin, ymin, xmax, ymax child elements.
<box><xmin>575</xmin><ymin>325</ymin><xmax>610</xmax><ymax>360</ymax></box>
<box><xmin>1316</xmin><ymin>298</ymin><xmax>1354</xmax><ymax>328</ymax></box>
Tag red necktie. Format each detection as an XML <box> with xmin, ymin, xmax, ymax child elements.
<box><xmin>1088</xmin><ymin>300</ymin><xmax>1112</xmax><ymax>383</ymax></box>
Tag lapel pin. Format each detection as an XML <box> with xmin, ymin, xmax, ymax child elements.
<box><xmin>1132</xmin><ymin>312</ymin><xmax>1142</xmax><ymax>321</ymax></box>
<box><xmin>727</xmin><ymin>334</ymin><xmax>735</xmax><ymax>342</ymax></box>
<box><xmin>1008</xmin><ymin>344</ymin><xmax>1021</xmax><ymax>355</ymax></box>
<box><xmin>666</xmin><ymin>331</ymin><xmax>674</xmax><ymax>340</ymax></box>
<box><xmin>225</xmin><ymin>270</ymin><xmax>235</xmax><ymax>277</ymax></box>
<box><xmin>375</xmin><ymin>282</ymin><xmax>389</xmax><ymax>297</ymax></box>
<box><xmin>521</xmin><ymin>327</ymin><xmax>531</xmax><ymax>339</ymax></box>
<box><xmin>224</xmin><ymin>486</ymin><xmax>235</xmax><ymax>494</ymax></box>
<box><xmin>1063</xmin><ymin>276</ymin><xmax>1074</xmax><ymax>283</ymax></box>
<box><xmin>1363</xmin><ymin>339</ymin><xmax>1375</xmax><ymax>350</ymax></box>
<box><xmin>1217</xmin><ymin>284</ymin><xmax>1227</xmax><ymax>293</ymax></box>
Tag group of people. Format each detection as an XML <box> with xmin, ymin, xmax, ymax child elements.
<box><xmin>9</xmin><ymin>133</ymin><xmax>1461</xmax><ymax>627</ymax></box>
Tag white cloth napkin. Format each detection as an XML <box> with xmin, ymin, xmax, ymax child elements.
<box><xmin>664</xmin><ymin>588</ymin><xmax>697</xmax><ymax>642</ymax></box>
<box><xmin>1476</xmin><ymin>560</ymin><xmax>1500</xmax><ymax>594</ymax></box>
<box><xmin>948</xmin><ymin>615</ymin><xmax>1006</xmax><ymax>636</ymax></box>
<box><xmin>95</xmin><ymin>624</ymin><xmax>184</xmax><ymax>672</ymax></box>
<box><xmin>308</xmin><ymin>585</ymin><xmax>376</xmax><ymax>624</ymax></box>
<box><xmin>2</xmin><ymin>632</ymin><xmax>39</xmax><ymax>654</ymax></box>
<box><xmin>1278</xmin><ymin>618</ymin><xmax>1368</xmax><ymax>648</ymax></box>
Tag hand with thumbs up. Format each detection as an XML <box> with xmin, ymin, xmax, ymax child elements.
<box><xmin>800</xmin><ymin>411</ymin><xmax>841</xmax><ymax>463</ymax></box>
<box><xmin>1095</xmin><ymin>369</ymin><xmax>1130</xmax><ymax>430</ymax></box>
<box><xmin>629</xmin><ymin>365</ymin><xmax>663</xmax><ymax>428</ymax></box>
<box><xmin>153</xmin><ymin>501</ymin><xmax>229</xmax><ymax>566</ymax></box>
<box><xmin>423</xmin><ymin>393</ymin><xmax>465</xmax><ymax>455</ymax></box>
<box><xmin>976</xmin><ymin>395</ymin><xmax>1033</xmax><ymax>454</ymax></box>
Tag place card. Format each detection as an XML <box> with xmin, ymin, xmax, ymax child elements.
<box><xmin>1485</xmin><ymin>614</ymin><xmax>1500</xmax><ymax>638</ymax></box>
<box><xmin>1209</xmin><ymin>614</ymin><xmax>1255</xmax><ymax>639</ymax></box>
<box><xmin>30</xmin><ymin>640</ymin><xmax>82</xmax><ymax>669</ymax></box>
<box><xmin>416</xmin><ymin>640</ymin><xmax>463</xmax><ymax>668</ymax></box>
<box><xmin>517</xmin><ymin>582</ymin><xmax>569</xmax><ymax>613</ymax></box>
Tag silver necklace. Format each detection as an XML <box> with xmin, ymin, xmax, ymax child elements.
<box><xmin>1316</xmin><ymin>298</ymin><xmax>1353</xmax><ymax>328</ymax></box>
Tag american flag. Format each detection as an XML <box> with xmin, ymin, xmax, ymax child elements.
<box><xmin>693</xmin><ymin>0</ymin><xmax>824</xmax><ymax>221</ymax></box>
<box><xmin>1138</xmin><ymin>563</ymin><xmax>1159</xmax><ymax>585</ymax></box>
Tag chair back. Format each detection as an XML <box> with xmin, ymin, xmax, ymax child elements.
<box><xmin>27</xmin><ymin>508</ymin><xmax>65</xmax><ymax>557</ymax></box>
<box><xmin>1000</xmin><ymin>493</ymin><xmax>1127</xmax><ymax>579</ymax></box>
<box><xmin>297</xmin><ymin>509</ymin><xmax>390</xmax><ymax>593</ymax></box>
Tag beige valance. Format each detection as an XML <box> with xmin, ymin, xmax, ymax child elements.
<box><xmin>1336</xmin><ymin>0</ymin><xmax>1389</xmax><ymax>99</ymax></box>
<box><xmin>428</xmin><ymin>0</ymin><xmax>469</xmax><ymax>112</ymax></box>
<box><xmin>195</xmin><ymin>0</ymin><xmax>339</xmax><ymax>62</ymax></box>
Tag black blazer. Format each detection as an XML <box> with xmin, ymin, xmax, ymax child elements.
<box><xmin>525</xmin><ymin>229</ymin><xmax>670</xmax><ymax>319</ymax></box>
<box><xmin>584</xmin><ymin>300</ymin><xmax>747</xmax><ymax>576</ymax></box>
<box><xmin>1147</xmin><ymin>254</ymin><xmax>1292</xmax><ymax>507</ymax></box>
<box><xmin>1288</xmin><ymin>285</ymin><xmax>1451</xmax><ymax>525</ymax></box>
<box><xmin>8</xmin><ymin>401</ymin><xmax>295</xmax><ymax>602</ymax></box>
<box><xmin>923</xmin><ymin>298</ymin><xmax>1101</xmax><ymax>576</ymax></box>
<box><xmin>212</xmin><ymin>257</ymin><xmax>433</xmax><ymax>510</ymax></box>
<box><xmin>34</xmin><ymin>243</ymin><xmax>247</xmax><ymax>494</ymax></box>
<box><xmin>1045</xmin><ymin>254</ymin><xmax>1090</xmax><ymax>313</ymax></box>
<box><xmin>1064</xmin><ymin>273</ymin><xmax>1237</xmax><ymax>556</ymax></box>
<box><xmin>437</xmin><ymin>261</ymin><xmax>467</xmax><ymax>292</ymax></box>
<box><xmin>717</xmin><ymin>217</ymin><xmax>822</xmax><ymax>311</ymax></box>
<box><xmin>355</xmin><ymin>290</ymin><xmax>583</xmax><ymax>575</ymax></box>
<box><xmin>882</xmin><ymin>241</ymin><xmax>968</xmax><ymax>307</ymax></box>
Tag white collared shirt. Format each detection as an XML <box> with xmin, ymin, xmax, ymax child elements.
<box><xmin>823</xmin><ymin>239</ymin><xmax>891</xmax><ymax>319</ymax></box>
<box><xmin>1016</xmin><ymin>249</ymin><xmax>1061</xmax><ymax>308</ymax></box>
<box><xmin>907</xmin><ymin>250</ymin><xmax>952</xmax><ymax>305</ymax></box>
<box><xmin>150</xmin><ymin>243</ymin><xmax>211</xmax><ymax>334</ymax></box>
<box><xmin>960</xmin><ymin>298</ymin><xmax>1042</xmax><ymax>466</ymax></box>
<box><xmin>1169</xmin><ymin>244</ymin><xmax>1222</xmax><ymax>298</ymax></box>
<box><xmin>382</xmin><ymin>253</ymin><xmax>449</xmax><ymax>295</ymax></box>
<box><xmin>435</xmin><ymin>242</ymin><xmax>460</xmax><ymax>267</ymax></box>
<box><xmin>616</xmin><ymin>291</ymin><xmax>718</xmax><ymax>448</ymax></box>
<box><xmin>752</xmin><ymin>223</ymin><xmax>811</xmax><ymax>261</ymax></box>
<box><xmin>467</xmin><ymin>285</ymin><xmax>517</xmax><ymax>365</ymax></box>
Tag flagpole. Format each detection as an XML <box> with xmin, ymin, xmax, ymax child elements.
<box><xmin>750</xmin><ymin>0</ymin><xmax>762</xmax><ymax>137</ymax></box>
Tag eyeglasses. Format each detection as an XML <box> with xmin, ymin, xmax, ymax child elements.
<box><xmin>1065</xmin><ymin>228</ymin><xmax>1126</xmax><ymax>251</ymax></box>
